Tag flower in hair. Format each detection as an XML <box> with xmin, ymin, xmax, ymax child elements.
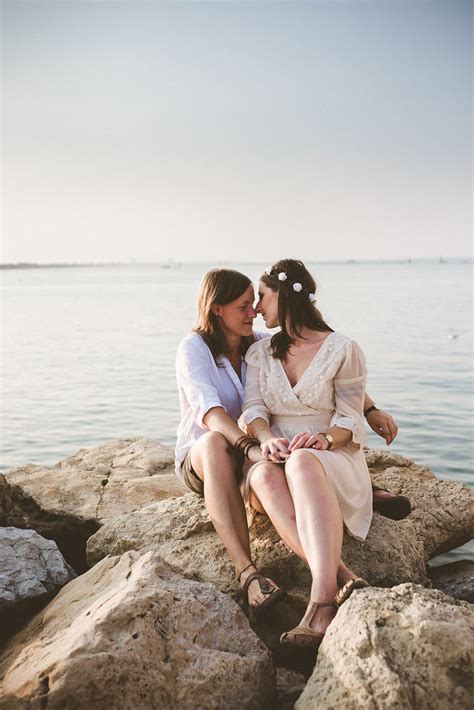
<box><xmin>293</xmin><ymin>282</ymin><xmax>302</xmax><ymax>292</ymax></box>
<box><xmin>309</xmin><ymin>293</ymin><xmax>317</xmax><ymax>302</ymax></box>
<box><xmin>278</xmin><ymin>272</ymin><xmax>287</xmax><ymax>281</ymax></box>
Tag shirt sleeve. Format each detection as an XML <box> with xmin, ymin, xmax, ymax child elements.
<box><xmin>239</xmin><ymin>342</ymin><xmax>270</xmax><ymax>427</ymax></box>
<box><xmin>176</xmin><ymin>336</ymin><xmax>226</xmax><ymax>429</ymax></box>
<box><xmin>329</xmin><ymin>339</ymin><xmax>367</xmax><ymax>447</ymax></box>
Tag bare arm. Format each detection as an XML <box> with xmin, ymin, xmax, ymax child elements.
<box><xmin>203</xmin><ymin>407</ymin><xmax>263</xmax><ymax>462</ymax></box>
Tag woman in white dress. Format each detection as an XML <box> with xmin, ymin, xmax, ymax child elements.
<box><xmin>240</xmin><ymin>259</ymin><xmax>373</xmax><ymax>647</ymax></box>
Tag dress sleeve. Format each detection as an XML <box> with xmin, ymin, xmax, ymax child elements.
<box><xmin>329</xmin><ymin>339</ymin><xmax>367</xmax><ymax>447</ymax></box>
<box><xmin>176</xmin><ymin>336</ymin><xmax>226</xmax><ymax>429</ymax></box>
<box><xmin>239</xmin><ymin>342</ymin><xmax>270</xmax><ymax>427</ymax></box>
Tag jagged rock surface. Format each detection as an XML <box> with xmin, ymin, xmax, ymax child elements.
<box><xmin>366</xmin><ymin>449</ymin><xmax>474</xmax><ymax>559</ymax></box>
<box><xmin>295</xmin><ymin>584</ymin><xmax>473</xmax><ymax>709</ymax></box>
<box><xmin>429</xmin><ymin>560</ymin><xmax>474</xmax><ymax>603</ymax></box>
<box><xmin>1</xmin><ymin>438</ymin><xmax>185</xmax><ymax>571</ymax></box>
<box><xmin>0</xmin><ymin>528</ymin><xmax>75</xmax><ymax>641</ymax></box>
<box><xmin>0</xmin><ymin>551</ymin><xmax>274</xmax><ymax>710</ymax></box>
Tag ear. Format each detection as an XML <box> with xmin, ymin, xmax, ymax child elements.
<box><xmin>212</xmin><ymin>308</ymin><xmax>221</xmax><ymax>317</ymax></box>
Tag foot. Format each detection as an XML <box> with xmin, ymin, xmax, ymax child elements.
<box><xmin>239</xmin><ymin>565</ymin><xmax>280</xmax><ymax>610</ymax></box>
<box><xmin>307</xmin><ymin>599</ymin><xmax>337</xmax><ymax>636</ymax></box>
<box><xmin>372</xmin><ymin>488</ymin><xmax>397</xmax><ymax>501</ymax></box>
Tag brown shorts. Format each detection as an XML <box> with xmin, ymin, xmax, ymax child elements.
<box><xmin>181</xmin><ymin>449</ymin><xmax>205</xmax><ymax>497</ymax></box>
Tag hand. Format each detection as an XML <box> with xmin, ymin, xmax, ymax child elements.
<box><xmin>366</xmin><ymin>408</ymin><xmax>398</xmax><ymax>445</ymax></box>
<box><xmin>288</xmin><ymin>432</ymin><xmax>328</xmax><ymax>452</ymax></box>
<box><xmin>261</xmin><ymin>437</ymin><xmax>290</xmax><ymax>463</ymax></box>
<box><xmin>288</xmin><ymin>432</ymin><xmax>330</xmax><ymax>451</ymax></box>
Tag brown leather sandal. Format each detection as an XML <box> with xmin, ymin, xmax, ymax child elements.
<box><xmin>240</xmin><ymin>567</ymin><xmax>286</xmax><ymax>617</ymax></box>
<box><xmin>334</xmin><ymin>577</ymin><xmax>370</xmax><ymax>607</ymax></box>
<box><xmin>280</xmin><ymin>600</ymin><xmax>335</xmax><ymax>648</ymax></box>
<box><xmin>372</xmin><ymin>485</ymin><xmax>412</xmax><ymax>520</ymax></box>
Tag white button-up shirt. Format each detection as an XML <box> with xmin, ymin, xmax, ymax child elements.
<box><xmin>175</xmin><ymin>330</ymin><xmax>267</xmax><ymax>479</ymax></box>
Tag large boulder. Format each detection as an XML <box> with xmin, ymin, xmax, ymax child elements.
<box><xmin>1</xmin><ymin>438</ymin><xmax>186</xmax><ymax>571</ymax></box>
<box><xmin>0</xmin><ymin>527</ymin><xmax>75</xmax><ymax>642</ymax></box>
<box><xmin>0</xmin><ymin>551</ymin><xmax>275</xmax><ymax>710</ymax></box>
<box><xmin>86</xmin><ymin>492</ymin><xmax>428</xmax><ymax>671</ymax></box>
<box><xmin>295</xmin><ymin>584</ymin><xmax>473</xmax><ymax>709</ymax></box>
<box><xmin>366</xmin><ymin>449</ymin><xmax>474</xmax><ymax>559</ymax></box>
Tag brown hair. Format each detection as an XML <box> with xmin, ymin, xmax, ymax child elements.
<box><xmin>194</xmin><ymin>269</ymin><xmax>255</xmax><ymax>363</ymax></box>
<box><xmin>261</xmin><ymin>259</ymin><xmax>333</xmax><ymax>360</ymax></box>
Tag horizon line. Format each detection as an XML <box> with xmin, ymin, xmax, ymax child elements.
<box><xmin>1</xmin><ymin>256</ymin><xmax>473</xmax><ymax>270</ymax></box>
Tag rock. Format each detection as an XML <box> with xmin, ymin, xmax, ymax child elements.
<box><xmin>366</xmin><ymin>449</ymin><xmax>474</xmax><ymax>559</ymax></box>
<box><xmin>2</xmin><ymin>438</ymin><xmax>186</xmax><ymax>571</ymax></box>
<box><xmin>429</xmin><ymin>560</ymin><xmax>474</xmax><ymax>602</ymax></box>
<box><xmin>275</xmin><ymin>668</ymin><xmax>306</xmax><ymax>709</ymax></box>
<box><xmin>86</xmin><ymin>492</ymin><xmax>428</xmax><ymax>671</ymax></box>
<box><xmin>296</xmin><ymin>584</ymin><xmax>473</xmax><ymax>709</ymax></box>
<box><xmin>0</xmin><ymin>551</ymin><xmax>275</xmax><ymax>709</ymax></box>
<box><xmin>87</xmin><ymin>493</ymin><xmax>428</xmax><ymax>592</ymax></box>
<box><xmin>0</xmin><ymin>527</ymin><xmax>75</xmax><ymax>642</ymax></box>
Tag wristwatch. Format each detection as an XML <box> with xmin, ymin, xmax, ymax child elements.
<box><xmin>320</xmin><ymin>433</ymin><xmax>334</xmax><ymax>450</ymax></box>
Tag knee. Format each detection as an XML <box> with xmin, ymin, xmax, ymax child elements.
<box><xmin>199</xmin><ymin>430</ymin><xmax>229</xmax><ymax>455</ymax></box>
<box><xmin>251</xmin><ymin>464</ymin><xmax>286</xmax><ymax>496</ymax></box>
<box><xmin>285</xmin><ymin>449</ymin><xmax>323</xmax><ymax>478</ymax></box>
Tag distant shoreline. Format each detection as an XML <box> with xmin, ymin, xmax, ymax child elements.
<box><xmin>1</xmin><ymin>258</ymin><xmax>472</xmax><ymax>270</ymax></box>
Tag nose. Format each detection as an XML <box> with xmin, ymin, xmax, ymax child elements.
<box><xmin>248</xmin><ymin>304</ymin><xmax>257</xmax><ymax>318</ymax></box>
<box><xmin>255</xmin><ymin>300</ymin><xmax>262</xmax><ymax>314</ymax></box>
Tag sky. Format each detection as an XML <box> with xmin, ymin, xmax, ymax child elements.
<box><xmin>1</xmin><ymin>0</ymin><xmax>472</xmax><ymax>264</ymax></box>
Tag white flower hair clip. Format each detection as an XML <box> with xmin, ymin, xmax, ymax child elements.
<box><xmin>309</xmin><ymin>293</ymin><xmax>317</xmax><ymax>303</ymax></box>
<box><xmin>264</xmin><ymin>268</ymin><xmax>272</xmax><ymax>275</ymax></box>
<box><xmin>278</xmin><ymin>272</ymin><xmax>287</xmax><ymax>281</ymax></box>
<box><xmin>293</xmin><ymin>282</ymin><xmax>303</xmax><ymax>292</ymax></box>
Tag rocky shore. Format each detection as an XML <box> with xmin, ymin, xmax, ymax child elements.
<box><xmin>0</xmin><ymin>439</ymin><xmax>473</xmax><ymax>708</ymax></box>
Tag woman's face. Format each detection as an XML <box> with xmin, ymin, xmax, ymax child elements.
<box><xmin>216</xmin><ymin>284</ymin><xmax>256</xmax><ymax>339</ymax></box>
<box><xmin>256</xmin><ymin>282</ymin><xmax>279</xmax><ymax>328</ymax></box>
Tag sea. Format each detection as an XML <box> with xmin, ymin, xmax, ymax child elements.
<box><xmin>1</xmin><ymin>259</ymin><xmax>473</xmax><ymax>564</ymax></box>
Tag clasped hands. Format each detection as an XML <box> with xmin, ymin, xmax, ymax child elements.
<box><xmin>261</xmin><ymin>432</ymin><xmax>329</xmax><ymax>463</ymax></box>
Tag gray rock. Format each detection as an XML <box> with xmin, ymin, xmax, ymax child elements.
<box><xmin>1</xmin><ymin>438</ymin><xmax>186</xmax><ymax>571</ymax></box>
<box><xmin>0</xmin><ymin>527</ymin><xmax>75</xmax><ymax>641</ymax></box>
<box><xmin>0</xmin><ymin>551</ymin><xmax>275</xmax><ymax>710</ymax></box>
<box><xmin>429</xmin><ymin>559</ymin><xmax>474</xmax><ymax>603</ymax></box>
<box><xmin>296</xmin><ymin>584</ymin><xmax>474</xmax><ymax>709</ymax></box>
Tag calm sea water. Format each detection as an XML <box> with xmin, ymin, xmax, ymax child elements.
<box><xmin>1</xmin><ymin>260</ymin><xmax>472</xmax><ymax>561</ymax></box>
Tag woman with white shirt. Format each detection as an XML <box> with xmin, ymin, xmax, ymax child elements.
<box><xmin>175</xmin><ymin>268</ymin><xmax>286</xmax><ymax>615</ymax></box>
<box><xmin>240</xmin><ymin>259</ymin><xmax>375</xmax><ymax>647</ymax></box>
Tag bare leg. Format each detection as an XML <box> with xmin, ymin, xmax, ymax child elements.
<box><xmin>190</xmin><ymin>431</ymin><xmax>279</xmax><ymax>608</ymax></box>
<box><xmin>249</xmin><ymin>462</ymin><xmax>357</xmax><ymax>587</ymax></box>
<box><xmin>282</xmin><ymin>450</ymin><xmax>345</xmax><ymax>635</ymax></box>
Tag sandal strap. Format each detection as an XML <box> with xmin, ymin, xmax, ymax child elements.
<box><xmin>237</xmin><ymin>563</ymin><xmax>254</xmax><ymax>583</ymax></box>
<box><xmin>242</xmin><ymin>572</ymin><xmax>273</xmax><ymax>596</ymax></box>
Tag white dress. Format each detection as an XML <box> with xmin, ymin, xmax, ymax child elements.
<box><xmin>240</xmin><ymin>332</ymin><xmax>373</xmax><ymax>541</ymax></box>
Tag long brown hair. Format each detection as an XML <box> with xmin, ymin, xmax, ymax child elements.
<box><xmin>261</xmin><ymin>259</ymin><xmax>333</xmax><ymax>360</ymax></box>
<box><xmin>194</xmin><ymin>268</ymin><xmax>255</xmax><ymax>363</ymax></box>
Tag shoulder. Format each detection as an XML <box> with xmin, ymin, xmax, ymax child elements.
<box><xmin>176</xmin><ymin>332</ymin><xmax>212</xmax><ymax>362</ymax></box>
<box><xmin>330</xmin><ymin>332</ymin><xmax>366</xmax><ymax>362</ymax></box>
<box><xmin>245</xmin><ymin>335</ymin><xmax>272</xmax><ymax>366</ymax></box>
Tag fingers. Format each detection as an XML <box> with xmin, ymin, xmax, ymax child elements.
<box><xmin>288</xmin><ymin>433</ymin><xmax>311</xmax><ymax>451</ymax></box>
<box><xmin>262</xmin><ymin>438</ymin><xmax>289</xmax><ymax>462</ymax></box>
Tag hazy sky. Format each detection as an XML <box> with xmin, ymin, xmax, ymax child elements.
<box><xmin>2</xmin><ymin>0</ymin><xmax>472</xmax><ymax>263</ymax></box>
